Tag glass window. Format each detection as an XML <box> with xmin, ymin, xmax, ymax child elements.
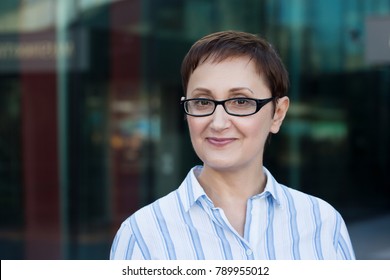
<box><xmin>0</xmin><ymin>0</ymin><xmax>389</xmax><ymax>260</ymax></box>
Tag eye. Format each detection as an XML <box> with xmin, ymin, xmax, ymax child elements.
<box><xmin>194</xmin><ymin>99</ymin><xmax>213</xmax><ymax>106</ymax></box>
<box><xmin>231</xmin><ymin>98</ymin><xmax>251</xmax><ymax>106</ymax></box>
<box><xmin>236</xmin><ymin>99</ymin><xmax>248</xmax><ymax>105</ymax></box>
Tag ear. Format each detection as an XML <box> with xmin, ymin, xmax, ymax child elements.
<box><xmin>270</xmin><ymin>96</ymin><xmax>289</xmax><ymax>134</ymax></box>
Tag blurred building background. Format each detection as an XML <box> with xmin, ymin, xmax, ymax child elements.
<box><xmin>0</xmin><ymin>0</ymin><xmax>389</xmax><ymax>260</ymax></box>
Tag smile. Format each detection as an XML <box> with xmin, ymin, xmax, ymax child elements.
<box><xmin>206</xmin><ymin>137</ymin><xmax>237</xmax><ymax>147</ymax></box>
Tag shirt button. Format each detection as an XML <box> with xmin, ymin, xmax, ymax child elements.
<box><xmin>246</xmin><ymin>249</ymin><xmax>253</xmax><ymax>256</ymax></box>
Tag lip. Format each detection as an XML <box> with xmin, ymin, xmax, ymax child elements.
<box><xmin>206</xmin><ymin>137</ymin><xmax>237</xmax><ymax>147</ymax></box>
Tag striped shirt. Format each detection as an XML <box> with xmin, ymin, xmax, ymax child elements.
<box><xmin>110</xmin><ymin>166</ymin><xmax>355</xmax><ymax>260</ymax></box>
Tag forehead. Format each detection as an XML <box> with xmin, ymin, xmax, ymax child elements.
<box><xmin>186</xmin><ymin>56</ymin><xmax>271</xmax><ymax>98</ymax></box>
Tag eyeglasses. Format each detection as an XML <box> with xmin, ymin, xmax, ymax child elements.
<box><xmin>181</xmin><ymin>97</ymin><xmax>274</xmax><ymax>117</ymax></box>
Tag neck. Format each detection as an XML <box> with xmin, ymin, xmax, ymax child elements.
<box><xmin>197</xmin><ymin>164</ymin><xmax>267</xmax><ymax>203</ymax></box>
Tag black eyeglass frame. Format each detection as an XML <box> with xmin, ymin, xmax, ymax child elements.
<box><xmin>181</xmin><ymin>97</ymin><xmax>275</xmax><ymax>117</ymax></box>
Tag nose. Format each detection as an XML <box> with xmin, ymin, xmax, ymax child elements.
<box><xmin>209</xmin><ymin>104</ymin><xmax>231</xmax><ymax>131</ymax></box>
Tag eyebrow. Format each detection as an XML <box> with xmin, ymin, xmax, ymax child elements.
<box><xmin>229</xmin><ymin>87</ymin><xmax>254</xmax><ymax>94</ymax></box>
<box><xmin>190</xmin><ymin>87</ymin><xmax>255</xmax><ymax>95</ymax></box>
<box><xmin>191</xmin><ymin>87</ymin><xmax>212</xmax><ymax>95</ymax></box>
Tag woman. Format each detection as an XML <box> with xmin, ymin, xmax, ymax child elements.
<box><xmin>110</xmin><ymin>30</ymin><xmax>355</xmax><ymax>260</ymax></box>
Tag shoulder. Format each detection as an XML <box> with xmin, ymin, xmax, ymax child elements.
<box><xmin>276</xmin><ymin>183</ymin><xmax>341</xmax><ymax>220</ymax></box>
<box><xmin>277</xmin><ymin>184</ymin><xmax>347</xmax><ymax>239</ymax></box>
<box><xmin>278</xmin><ymin>183</ymin><xmax>353</xmax><ymax>234</ymax></box>
<box><xmin>264</xmin><ymin>166</ymin><xmax>344</xmax><ymax>224</ymax></box>
<box><xmin>111</xmin><ymin>190</ymin><xmax>181</xmax><ymax>258</ymax></box>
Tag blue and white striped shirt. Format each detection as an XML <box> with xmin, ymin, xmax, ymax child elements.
<box><xmin>110</xmin><ymin>166</ymin><xmax>355</xmax><ymax>260</ymax></box>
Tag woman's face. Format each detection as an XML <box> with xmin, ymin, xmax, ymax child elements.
<box><xmin>185</xmin><ymin>56</ymin><xmax>288</xmax><ymax>172</ymax></box>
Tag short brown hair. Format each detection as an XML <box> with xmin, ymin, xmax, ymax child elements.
<box><xmin>181</xmin><ymin>30</ymin><xmax>289</xmax><ymax>99</ymax></box>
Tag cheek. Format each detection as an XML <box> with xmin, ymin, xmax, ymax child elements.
<box><xmin>236</xmin><ymin>118</ymin><xmax>271</xmax><ymax>140</ymax></box>
<box><xmin>187</xmin><ymin>118</ymin><xmax>205</xmax><ymax>138</ymax></box>
<box><xmin>242</xmin><ymin>125</ymin><xmax>262</xmax><ymax>140</ymax></box>
<box><xmin>236</xmin><ymin>115</ymin><xmax>260</xmax><ymax>129</ymax></box>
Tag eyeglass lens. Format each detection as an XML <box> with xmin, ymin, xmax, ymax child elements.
<box><xmin>183</xmin><ymin>98</ymin><xmax>272</xmax><ymax>116</ymax></box>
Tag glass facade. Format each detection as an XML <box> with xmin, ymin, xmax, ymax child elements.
<box><xmin>0</xmin><ymin>0</ymin><xmax>389</xmax><ymax>259</ymax></box>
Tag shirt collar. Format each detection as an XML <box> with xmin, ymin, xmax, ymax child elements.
<box><xmin>178</xmin><ymin>166</ymin><xmax>209</xmax><ymax>212</ymax></box>
<box><xmin>177</xmin><ymin>165</ymin><xmax>282</xmax><ymax>212</ymax></box>
<box><xmin>255</xmin><ymin>166</ymin><xmax>282</xmax><ymax>206</ymax></box>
